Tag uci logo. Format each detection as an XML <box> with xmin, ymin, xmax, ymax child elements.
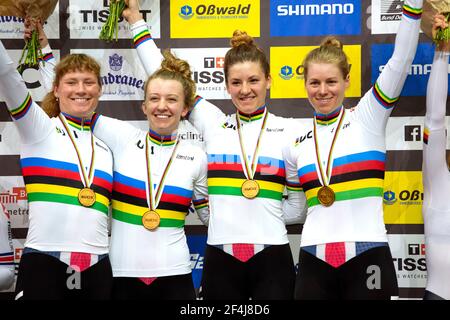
<box><xmin>294</xmin><ymin>131</ymin><xmax>312</xmax><ymax>146</ymax></box>
<box><xmin>383</xmin><ymin>190</ymin><xmax>396</xmax><ymax>205</ymax></box>
<box><xmin>279</xmin><ymin>65</ymin><xmax>294</xmax><ymax>80</ymax></box>
<box><xmin>179</xmin><ymin>5</ymin><xmax>194</xmax><ymax>19</ymax></box>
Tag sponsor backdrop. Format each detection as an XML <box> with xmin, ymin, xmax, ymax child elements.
<box><xmin>0</xmin><ymin>0</ymin><xmax>449</xmax><ymax>299</ymax></box>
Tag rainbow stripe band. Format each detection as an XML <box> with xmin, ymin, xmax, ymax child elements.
<box><xmin>286</xmin><ymin>181</ymin><xmax>302</xmax><ymax>192</ymax></box>
<box><xmin>298</xmin><ymin>150</ymin><xmax>385</xmax><ymax>208</ymax></box>
<box><xmin>112</xmin><ymin>172</ymin><xmax>192</xmax><ymax>228</ymax></box>
<box><xmin>193</xmin><ymin>198</ymin><xmax>209</xmax><ymax>210</ymax></box>
<box><xmin>133</xmin><ymin>29</ymin><xmax>152</xmax><ymax>48</ymax></box>
<box><xmin>148</xmin><ymin>130</ymin><xmax>177</xmax><ymax>146</ymax></box>
<box><xmin>21</xmin><ymin>157</ymin><xmax>112</xmax><ymax>214</ymax></box>
<box><xmin>423</xmin><ymin>127</ymin><xmax>429</xmax><ymax>145</ymax></box>
<box><xmin>0</xmin><ymin>252</ymin><xmax>14</xmax><ymax>266</ymax></box>
<box><xmin>238</xmin><ymin>106</ymin><xmax>266</xmax><ymax>122</ymax></box>
<box><xmin>62</xmin><ymin>113</ymin><xmax>92</xmax><ymax>131</ymax></box>
<box><xmin>10</xmin><ymin>93</ymin><xmax>32</xmax><ymax>120</ymax></box>
<box><xmin>314</xmin><ymin>107</ymin><xmax>342</xmax><ymax>126</ymax></box>
<box><xmin>39</xmin><ymin>53</ymin><xmax>54</xmax><ymax>62</ymax></box>
<box><xmin>403</xmin><ymin>5</ymin><xmax>423</xmax><ymax>20</ymax></box>
<box><xmin>372</xmin><ymin>82</ymin><xmax>399</xmax><ymax>109</ymax></box>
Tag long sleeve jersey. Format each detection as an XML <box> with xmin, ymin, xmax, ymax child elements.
<box><xmin>0</xmin><ymin>41</ymin><xmax>113</xmax><ymax>254</ymax></box>
<box><xmin>128</xmin><ymin>21</ymin><xmax>307</xmax><ymax>246</ymax></box>
<box><xmin>422</xmin><ymin>50</ymin><xmax>450</xmax><ymax>299</ymax></box>
<box><xmin>92</xmin><ymin>115</ymin><xmax>209</xmax><ymax>277</ymax></box>
<box><xmin>284</xmin><ymin>0</ymin><xmax>423</xmax><ymax>246</ymax></box>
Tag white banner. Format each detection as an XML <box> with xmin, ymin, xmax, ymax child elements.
<box><xmin>69</xmin><ymin>0</ymin><xmax>160</xmax><ymax>39</ymax></box>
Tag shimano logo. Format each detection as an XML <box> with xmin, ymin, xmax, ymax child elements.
<box><xmin>277</xmin><ymin>3</ymin><xmax>354</xmax><ymax>16</ymax></box>
<box><xmin>378</xmin><ymin>64</ymin><xmax>433</xmax><ymax>76</ymax></box>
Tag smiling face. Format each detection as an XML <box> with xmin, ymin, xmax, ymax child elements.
<box><xmin>142</xmin><ymin>78</ymin><xmax>188</xmax><ymax>135</ymax></box>
<box><xmin>305</xmin><ymin>62</ymin><xmax>349</xmax><ymax>115</ymax></box>
<box><xmin>53</xmin><ymin>70</ymin><xmax>102</xmax><ymax>118</ymax></box>
<box><xmin>226</xmin><ymin>61</ymin><xmax>271</xmax><ymax>114</ymax></box>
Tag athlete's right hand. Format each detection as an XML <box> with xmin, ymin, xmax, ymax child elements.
<box><xmin>24</xmin><ymin>18</ymin><xmax>48</xmax><ymax>48</ymax></box>
<box><xmin>123</xmin><ymin>0</ymin><xmax>143</xmax><ymax>25</ymax></box>
<box><xmin>432</xmin><ymin>13</ymin><xmax>449</xmax><ymax>52</ymax></box>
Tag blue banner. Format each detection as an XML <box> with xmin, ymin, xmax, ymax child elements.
<box><xmin>371</xmin><ymin>43</ymin><xmax>449</xmax><ymax>97</ymax></box>
<box><xmin>270</xmin><ymin>0</ymin><xmax>361</xmax><ymax>37</ymax></box>
<box><xmin>187</xmin><ymin>235</ymin><xmax>207</xmax><ymax>289</ymax></box>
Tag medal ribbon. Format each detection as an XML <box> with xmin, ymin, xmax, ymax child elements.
<box><xmin>313</xmin><ymin>107</ymin><xmax>346</xmax><ymax>187</ymax></box>
<box><xmin>145</xmin><ymin>133</ymin><xmax>180</xmax><ymax>211</ymax></box>
<box><xmin>58</xmin><ymin>114</ymin><xmax>95</xmax><ymax>189</ymax></box>
<box><xmin>235</xmin><ymin>109</ymin><xmax>269</xmax><ymax>181</ymax></box>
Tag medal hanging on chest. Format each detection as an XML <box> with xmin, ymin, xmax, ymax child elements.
<box><xmin>142</xmin><ymin>133</ymin><xmax>179</xmax><ymax>231</ymax></box>
<box><xmin>312</xmin><ymin>108</ymin><xmax>346</xmax><ymax>207</ymax></box>
<box><xmin>236</xmin><ymin>110</ymin><xmax>268</xmax><ymax>200</ymax></box>
<box><xmin>59</xmin><ymin>115</ymin><xmax>96</xmax><ymax>207</ymax></box>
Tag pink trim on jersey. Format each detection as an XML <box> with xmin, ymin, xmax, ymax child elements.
<box><xmin>232</xmin><ymin>244</ymin><xmax>255</xmax><ymax>262</ymax></box>
<box><xmin>139</xmin><ymin>277</ymin><xmax>157</xmax><ymax>285</ymax></box>
<box><xmin>325</xmin><ymin>242</ymin><xmax>346</xmax><ymax>268</ymax></box>
<box><xmin>70</xmin><ymin>252</ymin><xmax>92</xmax><ymax>272</ymax></box>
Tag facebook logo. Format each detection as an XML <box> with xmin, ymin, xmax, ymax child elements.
<box><xmin>404</xmin><ymin>125</ymin><xmax>421</xmax><ymax>142</ymax></box>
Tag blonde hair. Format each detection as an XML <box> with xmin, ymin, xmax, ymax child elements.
<box><xmin>303</xmin><ymin>36</ymin><xmax>350</xmax><ymax>80</ymax></box>
<box><xmin>144</xmin><ymin>50</ymin><xmax>196</xmax><ymax>111</ymax></box>
<box><xmin>224</xmin><ymin>30</ymin><xmax>270</xmax><ymax>83</ymax></box>
<box><xmin>41</xmin><ymin>54</ymin><xmax>102</xmax><ymax>117</ymax></box>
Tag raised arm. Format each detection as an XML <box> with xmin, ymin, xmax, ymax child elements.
<box><xmin>123</xmin><ymin>0</ymin><xmax>225</xmax><ymax>137</ymax></box>
<box><xmin>123</xmin><ymin>0</ymin><xmax>163</xmax><ymax>76</ymax></box>
<box><xmin>357</xmin><ymin>0</ymin><xmax>423</xmax><ymax>133</ymax></box>
<box><xmin>0</xmin><ymin>40</ymin><xmax>53</xmax><ymax>144</ymax></box>
<box><xmin>423</xmin><ymin>14</ymin><xmax>450</xmax><ymax>210</ymax></box>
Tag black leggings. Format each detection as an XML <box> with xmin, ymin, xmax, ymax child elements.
<box><xmin>201</xmin><ymin>244</ymin><xmax>295</xmax><ymax>300</ymax></box>
<box><xmin>112</xmin><ymin>274</ymin><xmax>196</xmax><ymax>300</ymax></box>
<box><xmin>295</xmin><ymin>245</ymin><xmax>398</xmax><ymax>300</ymax></box>
<box><xmin>15</xmin><ymin>252</ymin><xmax>113</xmax><ymax>300</ymax></box>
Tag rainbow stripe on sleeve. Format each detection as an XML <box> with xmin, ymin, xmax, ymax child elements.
<box><xmin>402</xmin><ymin>4</ymin><xmax>423</xmax><ymax>20</ymax></box>
<box><xmin>193</xmin><ymin>198</ymin><xmax>209</xmax><ymax>210</ymax></box>
<box><xmin>372</xmin><ymin>82</ymin><xmax>399</xmax><ymax>109</ymax></box>
<box><xmin>9</xmin><ymin>93</ymin><xmax>33</xmax><ymax>120</ymax></box>
<box><xmin>112</xmin><ymin>172</ymin><xmax>193</xmax><ymax>228</ymax></box>
<box><xmin>39</xmin><ymin>52</ymin><xmax>54</xmax><ymax>63</ymax></box>
<box><xmin>133</xmin><ymin>29</ymin><xmax>152</xmax><ymax>48</ymax></box>
<box><xmin>423</xmin><ymin>127</ymin><xmax>429</xmax><ymax>145</ymax></box>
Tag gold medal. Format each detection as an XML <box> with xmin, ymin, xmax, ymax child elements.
<box><xmin>317</xmin><ymin>186</ymin><xmax>335</xmax><ymax>207</ymax></box>
<box><xmin>78</xmin><ymin>188</ymin><xmax>96</xmax><ymax>207</ymax></box>
<box><xmin>241</xmin><ymin>179</ymin><xmax>260</xmax><ymax>199</ymax></box>
<box><xmin>142</xmin><ymin>210</ymin><xmax>160</xmax><ymax>230</ymax></box>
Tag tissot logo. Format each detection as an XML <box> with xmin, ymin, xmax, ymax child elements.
<box><xmin>404</xmin><ymin>125</ymin><xmax>421</xmax><ymax>142</ymax></box>
<box><xmin>204</xmin><ymin>57</ymin><xmax>224</xmax><ymax>69</ymax></box>
<box><xmin>408</xmin><ymin>243</ymin><xmax>426</xmax><ymax>256</ymax></box>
